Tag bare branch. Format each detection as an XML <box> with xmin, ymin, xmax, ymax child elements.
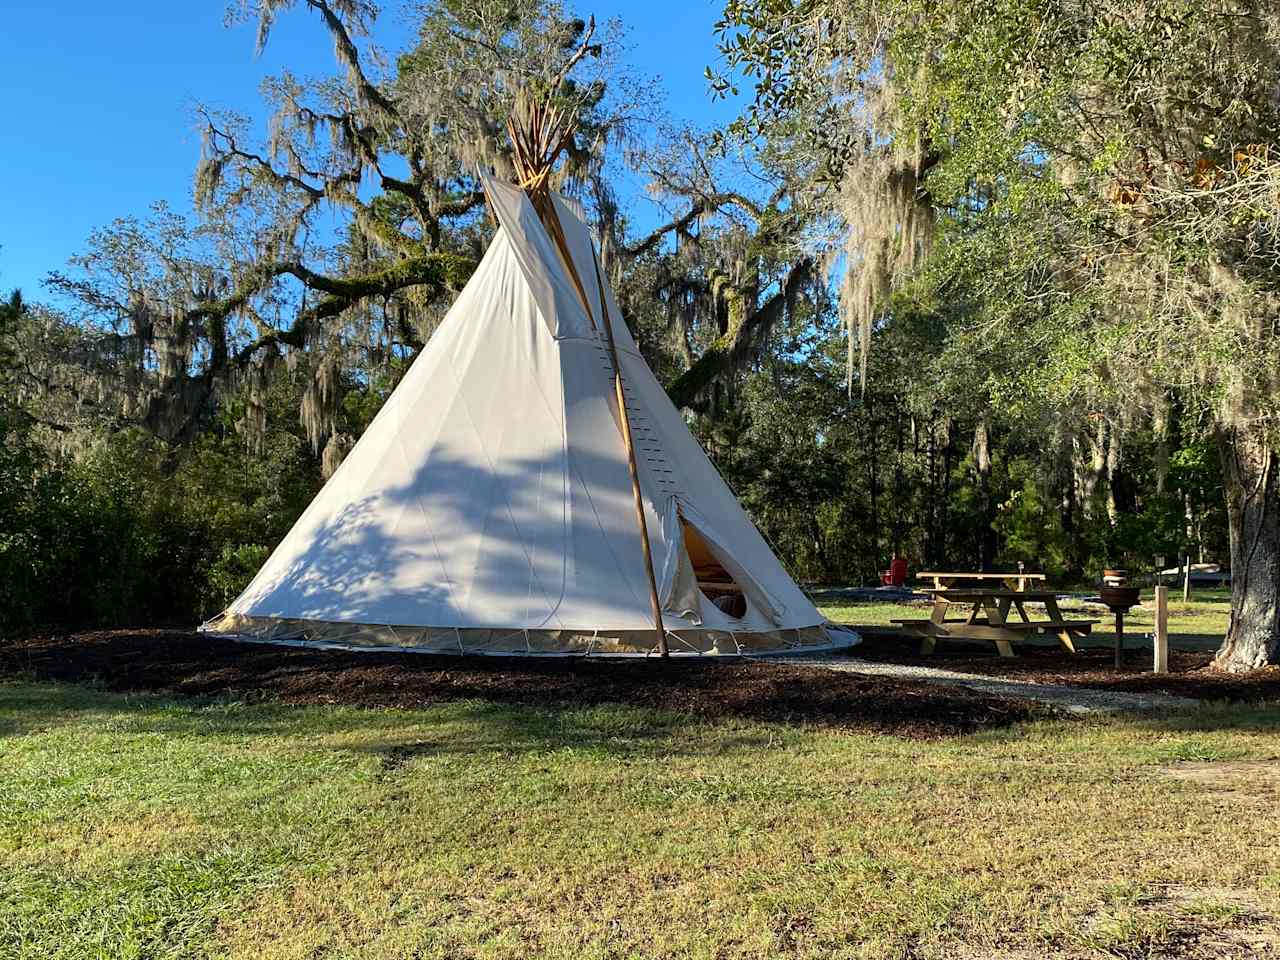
<box><xmin>623</xmin><ymin>191</ymin><xmax>766</xmax><ymax>258</ymax></box>
<box><xmin>549</xmin><ymin>15</ymin><xmax>597</xmax><ymax>92</ymax></box>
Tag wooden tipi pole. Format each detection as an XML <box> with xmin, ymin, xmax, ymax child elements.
<box><xmin>505</xmin><ymin>93</ymin><xmax>669</xmax><ymax>657</ymax></box>
<box><xmin>590</xmin><ymin>251</ymin><xmax>669</xmax><ymax>658</ymax></box>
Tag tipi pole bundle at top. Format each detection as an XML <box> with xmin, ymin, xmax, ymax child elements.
<box><xmin>503</xmin><ymin>94</ymin><xmax>596</xmax><ymax>330</ymax></box>
<box><xmin>505</xmin><ymin>91</ymin><xmax>670</xmax><ymax>658</ymax></box>
<box><xmin>505</xmin><ymin>94</ymin><xmax>576</xmax><ymax>195</ymax></box>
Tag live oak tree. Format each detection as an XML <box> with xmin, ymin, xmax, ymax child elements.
<box><xmin>616</xmin><ymin>130</ymin><xmax>823</xmax><ymax>412</ymax></box>
<box><xmin>719</xmin><ymin>0</ymin><xmax>1280</xmax><ymax>669</ymax></box>
<box><xmin>26</xmin><ymin>0</ymin><xmax>620</xmax><ymax>467</ymax></box>
<box><xmin>27</xmin><ymin>0</ymin><xmax>820</xmax><ymax>459</ymax></box>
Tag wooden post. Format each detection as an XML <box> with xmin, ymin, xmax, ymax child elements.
<box><xmin>1114</xmin><ymin>609</ymin><xmax>1125</xmax><ymax>669</ymax></box>
<box><xmin>1153</xmin><ymin>585</ymin><xmax>1169</xmax><ymax>674</ymax></box>
<box><xmin>1183</xmin><ymin>493</ymin><xmax>1193</xmax><ymax>602</ymax></box>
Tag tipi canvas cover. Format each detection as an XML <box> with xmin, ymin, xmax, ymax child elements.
<box><xmin>203</xmin><ymin>176</ymin><xmax>854</xmax><ymax>656</ymax></box>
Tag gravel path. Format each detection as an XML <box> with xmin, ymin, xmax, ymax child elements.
<box><xmin>766</xmin><ymin>652</ymin><xmax>1202</xmax><ymax>715</ymax></box>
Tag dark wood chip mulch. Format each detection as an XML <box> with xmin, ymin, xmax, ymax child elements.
<box><xmin>0</xmin><ymin>629</ymin><xmax>1037</xmax><ymax>739</ymax></box>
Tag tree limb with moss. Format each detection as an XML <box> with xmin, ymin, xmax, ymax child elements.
<box><xmin>719</xmin><ymin>0</ymin><xmax>1280</xmax><ymax>667</ymax></box>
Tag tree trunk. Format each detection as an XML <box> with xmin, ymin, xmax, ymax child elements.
<box><xmin>974</xmin><ymin>417</ymin><xmax>996</xmax><ymax>570</ymax></box>
<box><xmin>1213</xmin><ymin>425</ymin><xmax>1280</xmax><ymax>671</ymax></box>
<box><xmin>891</xmin><ymin>409</ymin><xmax>906</xmax><ymax>555</ymax></box>
<box><xmin>939</xmin><ymin>418</ymin><xmax>954</xmax><ymax>569</ymax></box>
<box><xmin>664</xmin><ymin>259</ymin><xmax>811</xmax><ymax>410</ymax></box>
<box><xmin>866</xmin><ymin>395</ymin><xmax>881</xmax><ymax>569</ymax></box>
<box><xmin>1057</xmin><ymin>426</ymin><xmax>1083</xmax><ymax>578</ymax></box>
<box><xmin>925</xmin><ymin>416</ymin><xmax>937</xmax><ymax>566</ymax></box>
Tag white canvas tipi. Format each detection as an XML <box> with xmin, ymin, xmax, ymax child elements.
<box><xmin>202</xmin><ymin>169</ymin><xmax>856</xmax><ymax>656</ymax></box>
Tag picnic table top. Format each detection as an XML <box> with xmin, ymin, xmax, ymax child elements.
<box><xmin>916</xmin><ymin>571</ymin><xmax>1046</xmax><ymax>580</ymax></box>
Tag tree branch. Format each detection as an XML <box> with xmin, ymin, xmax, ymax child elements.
<box><xmin>231</xmin><ymin>252</ymin><xmax>474</xmax><ymax>366</ymax></box>
<box><xmin>665</xmin><ymin>258</ymin><xmax>812</xmax><ymax>410</ymax></box>
<box><xmin>549</xmin><ymin>16</ymin><xmax>597</xmax><ymax>91</ymax></box>
<box><xmin>304</xmin><ymin>0</ymin><xmax>398</xmax><ymax>120</ymax></box>
<box><xmin>623</xmin><ymin>191</ymin><xmax>766</xmax><ymax>258</ymax></box>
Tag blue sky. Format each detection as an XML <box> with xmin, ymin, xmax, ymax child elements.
<box><xmin>0</xmin><ymin>1</ymin><xmax>739</xmax><ymax>297</ymax></box>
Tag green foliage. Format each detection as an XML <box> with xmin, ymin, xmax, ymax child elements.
<box><xmin>993</xmin><ymin>460</ymin><xmax>1070</xmax><ymax>577</ymax></box>
<box><xmin>0</xmin><ymin>368</ymin><xmax>325</xmax><ymax>634</ymax></box>
<box><xmin>207</xmin><ymin>544</ymin><xmax>272</xmax><ymax>609</ymax></box>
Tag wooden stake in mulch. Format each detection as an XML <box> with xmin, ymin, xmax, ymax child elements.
<box><xmin>1153</xmin><ymin>586</ymin><xmax>1169</xmax><ymax>674</ymax></box>
<box><xmin>1114</xmin><ymin>607</ymin><xmax>1126</xmax><ymax>669</ymax></box>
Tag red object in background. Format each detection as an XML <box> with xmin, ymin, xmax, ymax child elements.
<box><xmin>881</xmin><ymin>556</ymin><xmax>908</xmax><ymax>587</ymax></box>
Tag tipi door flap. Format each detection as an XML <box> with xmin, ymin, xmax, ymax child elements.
<box><xmin>665</xmin><ymin>498</ymin><xmax>787</xmax><ymax>626</ymax></box>
<box><xmin>658</xmin><ymin>497</ymin><xmax>703</xmax><ymax>624</ymax></box>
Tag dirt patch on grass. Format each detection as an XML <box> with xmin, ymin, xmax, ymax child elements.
<box><xmin>1162</xmin><ymin>761</ymin><xmax>1280</xmax><ymax>800</ymax></box>
<box><xmin>1163</xmin><ymin>885</ymin><xmax>1280</xmax><ymax>959</ymax></box>
<box><xmin>1079</xmin><ymin>885</ymin><xmax>1280</xmax><ymax>959</ymax></box>
<box><xmin>376</xmin><ymin>739</ymin><xmax>440</xmax><ymax>772</ymax></box>
<box><xmin>0</xmin><ymin>630</ymin><xmax>1036</xmax><ymax>738</ymax></box>
<box><xmin>843</xmin><ymin>634</ymin><xmax>1280</xmax><ymax>702</ymax></box>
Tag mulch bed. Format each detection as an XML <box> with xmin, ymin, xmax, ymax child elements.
<box><xmin>845</xmin><ymin>633</ymin><xmax>1280</xmax><ymax>702</ymax></box>
<box><xmin>0</xmin><ymin>630</ymin><xmax>1036</xmax><ymax>738</ymax></box>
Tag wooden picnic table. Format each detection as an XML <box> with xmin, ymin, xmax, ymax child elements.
<box><xmin>917</xmin><ymin>570</ymin><xmax>1047</xmax><ymax>592</ymax></box>
<box><xmin>893</xmin><ymin>587</ymin><xmax>1098</xmax><ymax>658</ymax></box>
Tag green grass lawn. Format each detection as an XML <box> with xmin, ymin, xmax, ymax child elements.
<box><xmin>3</xmin><ymin>678</ymin><xmax>1279</xmax><ymax>959</ymax></box>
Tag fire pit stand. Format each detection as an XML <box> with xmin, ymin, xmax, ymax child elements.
<box><xmin>1099</xmin><ymin>570</ymin><xmax>1141</xmax><ymax>669</ymax></box>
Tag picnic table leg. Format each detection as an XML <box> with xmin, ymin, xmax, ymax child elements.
<box><xmin>1042</xmin><ymin>596</ymin><xmax>1079</xmax><ymax>654</ymax></box>
<box><xmin>920</xmin><ymin>596</ymin><xmax>947</xmax><ymax>654</ymax></box>
<box><xmin>985</xmin><ymin>599</ymin><xmax>1018</xmax><ymax>657</ymax></box>
<box><xmin>1012</xmin><ymin>600</ymin><xmax>1031</xmax><ymax>623</ymax></box>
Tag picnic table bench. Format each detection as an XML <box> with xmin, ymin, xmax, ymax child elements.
<box><xmin>892</xmin><ymin>587</ymin><xmax>1099</xmax><ymax>658</ymax></box>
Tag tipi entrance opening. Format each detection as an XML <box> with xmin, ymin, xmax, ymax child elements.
<box><xmin>681</xmin><ymin>517</ymin><xmax>748</xmax><ymax>620</ymax></box>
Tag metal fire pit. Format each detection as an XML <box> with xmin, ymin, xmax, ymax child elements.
<box><xmin>1099</xmin><ymin>582</ymin><xmax>1142</xmax><ymax>668</ymax></box>
<box><xmin>1099</xmin><ymin>585</ymin><xmax>1141</xmax><ymax>613</ymax></box>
